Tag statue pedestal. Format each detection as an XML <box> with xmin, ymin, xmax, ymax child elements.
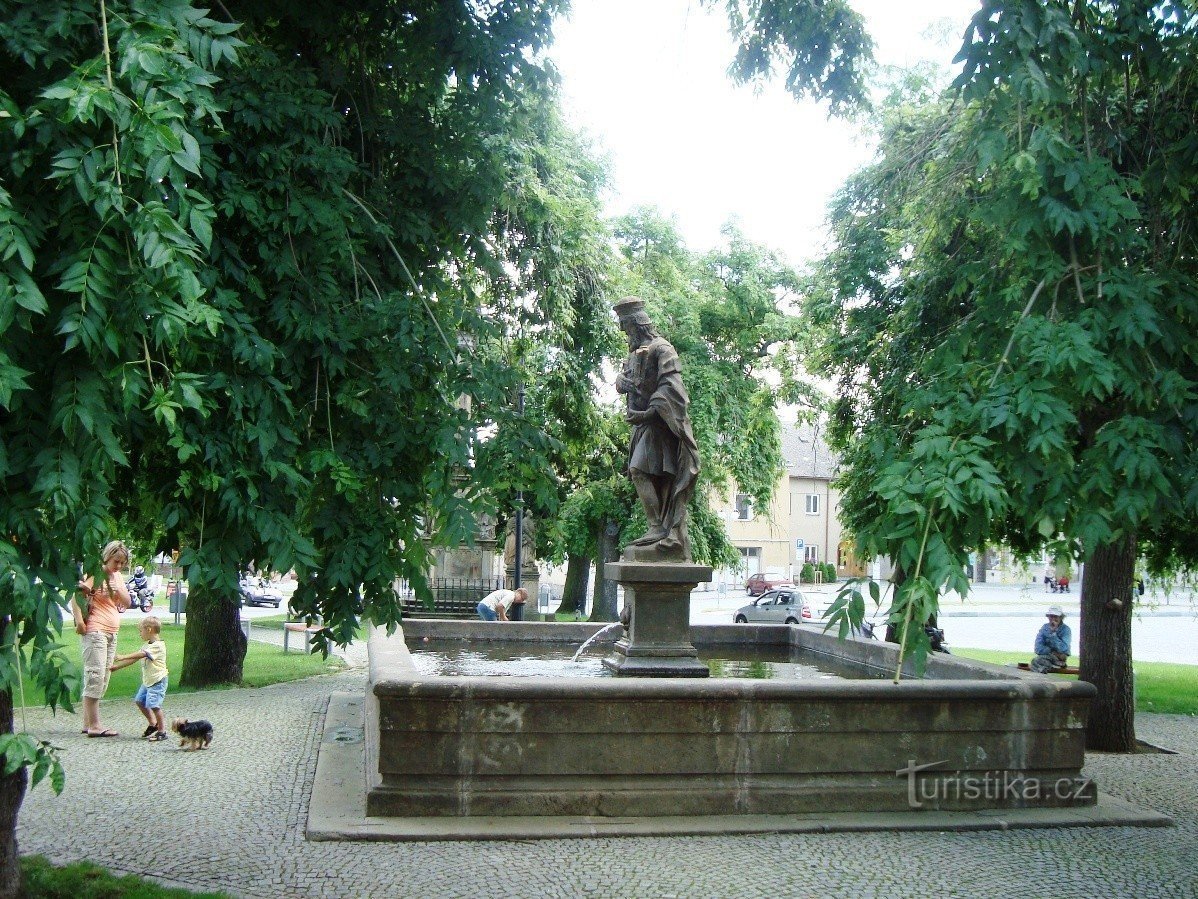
<box><xmin>602</xmin><ymin>558</ymin><xmax>712</xmax><ymax>677</ymax></box>
<box><xmin>505</xmin><ymin>566</ymin><xmax>539</xmax><ymax>621</ymax></box>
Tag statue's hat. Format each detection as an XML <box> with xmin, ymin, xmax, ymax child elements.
<box><xmin>613</xmin><ymin>296</ymin><xmax>646</xmax><ymax>318</ymax></box>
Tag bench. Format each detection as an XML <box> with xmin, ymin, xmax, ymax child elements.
<box><xmin>1017</xmin><ymin>662</ymin><xmax>1081</xmax><ymax>675</ymax></box>
<box><xmin>283</xmin><ymin>622</ymin><xmax>323</xmax><ymax>653</ymax></box>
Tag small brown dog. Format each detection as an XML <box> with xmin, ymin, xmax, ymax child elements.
<box><xmin>171</xmin><ymin>718</ymin><xmax>214</xmax><ymax>751</ymax></box>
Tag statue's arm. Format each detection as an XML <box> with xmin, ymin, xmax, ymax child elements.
<box><xmin>626</xmin><ymin>407</ymin><xmax>656</xmax><ymax>424</ymax></box>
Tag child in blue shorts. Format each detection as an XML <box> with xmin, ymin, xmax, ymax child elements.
<box><xmin>111</xmin><ymin>616</ymin><xmax>169</xmax><ymax>741</ymax></box>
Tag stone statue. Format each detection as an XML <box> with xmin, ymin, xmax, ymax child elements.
<box><xmin>614</xmin><ymin>296</ymin><xmax>700</xmax><ymax>561</ymax></box>
<box><xmin>503</xmin><ymin>517</ymin><xmax>537</xmax><ymax>573</ymax></box>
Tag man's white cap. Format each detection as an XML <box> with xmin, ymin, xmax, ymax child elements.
<box><xmin>1046</xmin><ymin>605</ymin><xmax>1065</xmax><ymax>618</ymax></box>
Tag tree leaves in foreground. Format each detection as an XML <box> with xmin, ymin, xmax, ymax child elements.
<box><xmin>0</xmin><ymin>2</ymin><xmax>574</xmax><ymax>888</ymax></box>
<box><xmin>810</xmin><ymin>0</ymin><xmax>1198</xmax><ymax>750</ymax></box>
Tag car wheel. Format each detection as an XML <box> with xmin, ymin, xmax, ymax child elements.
<box><xmin>734</xmin><ymin>615</ymin><xmax>748</xmax><ymax>624</ymax></box>
<box><xmin>273</xmin><ymin>601</ymin><xmax>281</xmax><ymax>608</ymax></box>
<box><xmin>785</xmin><ymin>617</ymin><xmax>798</xmax><ymax>625</ymax></box>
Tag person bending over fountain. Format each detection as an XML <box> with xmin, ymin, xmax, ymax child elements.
<box><xmin>614</xmin><ymin>296</ymin><xmax>700</xmax><ymax>561</ymax></box>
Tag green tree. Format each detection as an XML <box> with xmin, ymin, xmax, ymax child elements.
<box><xmin>550</xmin><ymin>409</ymin><xmax>633</xmax><ymax>619</ymax></box>
<box><xmin>0</xmin><ymin>0</ymin><xmax>576</xmax><ymax>892</ymax></box>
<box><xmin>472</xmin><ymin>99</ymin><xmax>619</xmax><ymax>615</ymax></box>
<box><xmin>812</xmin><ymin>1</ymin><xmax>1198</xmax><ymax>751</ymax></box>
<box><xmin>708</xmin><ymin>0</ymin><xmax>874</xmax><ymax>114</ymax></box>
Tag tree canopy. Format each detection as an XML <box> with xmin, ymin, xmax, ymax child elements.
<box><xmin>811</xmin><ymin>0</ymin><xmax>1198</xmax><ymax>750</ymax></box>
<box><xmin>0</xmin><ymin>4</ymin><xmax>584</xmax><ymax>880</ymax></box>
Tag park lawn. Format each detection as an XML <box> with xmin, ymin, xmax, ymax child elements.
<box><xmin>19</xmin><ymin>855</ymin><xmax>231</xmax><ymax>898</ymax></box>
<box><xmin>13</xmin><ymin>620</ymin><xmax>343</xmax><ymax>708</ymax></box>
<box><xmin>953</xmin><ymin>647</ymin><xmax>1198</xmax><ymax>716</ymax></box>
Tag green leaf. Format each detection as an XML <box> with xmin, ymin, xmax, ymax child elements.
<box><xmin>190</xmin><ymin>206</ymin><xmax>213</xmax><ymax>250</ymax></box>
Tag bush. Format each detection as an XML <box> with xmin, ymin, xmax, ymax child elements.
<box><xmin>799</xmin><ymin>563</ymin><xmax>815</xmax><ymax>583</ymax></box>
<box><xmin>822</xmin><ymin>562</ymin><xmax>837</xmax><ymax>583</ymax></box>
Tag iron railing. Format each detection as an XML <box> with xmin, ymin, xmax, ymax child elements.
<box><xmin>397</xmin><ymin>576</ymin><xmax>516</xmax><ymax>619</ymax></box>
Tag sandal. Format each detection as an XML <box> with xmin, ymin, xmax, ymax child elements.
<box><xmin>86</xmin><ymin>729</ymin><xmax>119</xmax><ymax>738</ymax></box>
<box><xmin>142</xmin><ymin>725</ymin><xmax>157</xmax><ymax>738</ymax></box>
<box><xmin>147</xmin><ymin>731</ymin><xmax>168</xmax><ymax>742</ymax></box>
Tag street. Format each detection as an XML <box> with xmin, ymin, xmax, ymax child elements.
<box><xmin>690</xmin><ymin>580</ymin><xmax>1198</xmax><ymax>664</ymax></box>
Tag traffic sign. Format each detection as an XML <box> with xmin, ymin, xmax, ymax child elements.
<box><xmin>795</xmin><ymin>539</ymin><xmax>805</xmax><ymax>551</ymax></box>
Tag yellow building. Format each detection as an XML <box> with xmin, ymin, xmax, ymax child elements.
<box><xmin>718</xmin><ymin>424</ymin><xmax>861</xmax><ymax>588</ymax></box>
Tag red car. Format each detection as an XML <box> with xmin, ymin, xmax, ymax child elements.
<box><xmin>744</xmin><ymin>572</ymin><xmax>794</xmax><ymax>596</ymax></box>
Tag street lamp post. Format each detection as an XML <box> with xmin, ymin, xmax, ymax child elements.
<box><xmin>513</xmin><ymin>384</ymin><xmax>525</xmax><ymax>608</ymax></box>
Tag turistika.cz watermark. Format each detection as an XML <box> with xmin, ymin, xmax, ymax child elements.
<box><xmin>895</xmin><ymin>759</ymin><xmax>1095</xmax><ymax>808</ymax></box>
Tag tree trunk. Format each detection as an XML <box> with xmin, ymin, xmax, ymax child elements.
<box><xmin>0</xmin><ymin>679</ymin><xmax>28</xmax><ymax>899</ymax></box>
<box><xmin>554</xmin><ymin>554</ymin><xmax>590</xmax><ymax>617</ymax></box>
<box><xmin>1079</xmin><ymin>534</ymin><xmax>1137</xmax><ymax>752</ymax></box>
<box><xmin>975</xmin><ymin>544</ymin><xmax>987</xmax><ymax>583</ymax></box>
<box><xmin>589</xmin><ymin>520</ymin><xmax>620</xmax><ymax>622</ymax></box>
<box><xmin>180</xmin><ymin>583</ymin><xmax>247</xmax><ymax>687</ymax></box>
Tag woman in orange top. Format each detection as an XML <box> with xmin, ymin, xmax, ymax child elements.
<box><xmin>71</xmin><ymin>540</ymin><xmax>131</xmax><ymax>737</ymax></box>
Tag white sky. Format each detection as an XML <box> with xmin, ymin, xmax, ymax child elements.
<box><xmin>550</xmin><ymin>0</ymin><xmax>978</xmax><ymax>268</ymax></box>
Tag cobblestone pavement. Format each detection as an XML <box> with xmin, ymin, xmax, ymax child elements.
<box><xmin>17</xmin><ymin>670</ymin><xmax>1198</xmax><ymax>899</ymax></box>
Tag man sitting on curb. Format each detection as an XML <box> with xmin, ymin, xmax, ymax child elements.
<box><xmin>476</xmin><ymin>587</ymin><xmax>528</xmax><ymax>622</ymax></box>
<box><xmin>1030</xmin><ymin>604</ymin><xmax>1072</xmax><ymax>673</ymax></box>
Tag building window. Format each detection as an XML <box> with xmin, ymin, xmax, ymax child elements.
<box><xmin>735</xmin><ymin>493</ymin><xmax>753</xmax><ymax>520</ymax></box>
<box><xmin>739</xmin><ymin>546</ymin><xmax>761</xmax><ymax>575</ymax></box>
<box><xmin>805</xmin><ymin>494</ymin><xmax>820</xmax><ymax>515</ymax></box>
<box><xmin>804</xmin><ymin>545</ymin><xmax>820</xmax><ymax>564</ymax></box>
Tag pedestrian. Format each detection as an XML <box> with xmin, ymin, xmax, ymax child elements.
<box><xmin>71</xmin><ymin>539</ymin><xmax>131</xmax><ymax>737</ymax></box>
<box><xmin>476</xmin><ymin>587</ymin><xmax>527</xmax><ymax>621</ymax></box>
<box><xmin>1030</xmin><ymin>605</ymin><xmax>1072</xmax><ymax>673</ymax></box>
<box><xmin>110</xmin><ymin>615</ymin><xmax>169</xmax><ymax>741</ymax></box>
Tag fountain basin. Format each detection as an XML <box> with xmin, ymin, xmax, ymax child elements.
<box><xmin>365</xmin><ymin>620</ymin><xmax>1096</xmax><ymax>819</ymax></box>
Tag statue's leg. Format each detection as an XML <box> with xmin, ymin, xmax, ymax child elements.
<box><xmin>628</xmin><ymin>469</ymin><xmax>667</xmax><ymax>545</ymax></box>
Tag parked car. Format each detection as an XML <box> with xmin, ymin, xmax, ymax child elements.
<box><xmin>733</xmin><ymin>588</ymin><xmax>812</xmax><ymax>624</ymax></box>
<box><xmin>238</xmin><ymin>577</ymin><xmax>285</xmax><ymax>608</ymax></box>
<box><xmin>744</xmin><ymin>572</ymin><xmax>794</xmax><ymax>596</ymax></box>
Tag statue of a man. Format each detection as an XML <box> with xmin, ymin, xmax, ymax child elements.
<box><xmin>614</xmin><ymin>296</ymin><xmax>700</xmax><ymax>560</ymax></box>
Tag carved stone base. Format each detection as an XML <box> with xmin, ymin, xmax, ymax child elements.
<box><xmin>622</xmin><ymin>541</ymin><xmax>687</xmax><ymax>563</ymax></box>
<box><xmin>601</xmin><ymin>559</ymin><xmax>712</xmax><ymax>678</ymax></box>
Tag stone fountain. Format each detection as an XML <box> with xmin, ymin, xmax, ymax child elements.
<box><xmin>306</xmin><ymin>297</ymin><xmax>1167</xmax><ymax>840</ymax></box>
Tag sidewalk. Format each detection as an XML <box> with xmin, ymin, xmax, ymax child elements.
<box><xmin>17</xmin><ymin>668</ymin><xmax>1197</xmax><ymax>898</ymax></box>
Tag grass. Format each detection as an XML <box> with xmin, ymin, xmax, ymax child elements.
<box><xmin>553</xmin><ymin>611</ymin><xmax>588</xmax><ymax>622</ymax></box>
<box><xmin>953</xmin><ymin>646</ymin><xmax>1198</xmax><ymax>716</ymax></box>
<box><xmin>248</xmin><ymin>614</ymin><xmax>369</xmax><ymax>641</ymax></box>
<box><xmin>13</xmin><ymin>620</ymin><xmax>343</xmax><ymax>709</ymax></box>
<box><xmin>19</xmin><ymin>856</ymin><xmax>231</xmax><ymax>898</ymax></box>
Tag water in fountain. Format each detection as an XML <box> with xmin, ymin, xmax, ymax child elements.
<box><xmin>406</xmin><ymin>640</ymin><xmax>879</xmax><ymax>679</ymax></box>
<box><xmin>570</xmin><ymin>621</ymin><xmax>623</xmax><ymax>662</ymax></box>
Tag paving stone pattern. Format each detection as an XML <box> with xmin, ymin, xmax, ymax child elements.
<box><xmin>17</xmin><ymin>669</ymin><xmax>1198</xmax><ymax>899</ymax></box>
